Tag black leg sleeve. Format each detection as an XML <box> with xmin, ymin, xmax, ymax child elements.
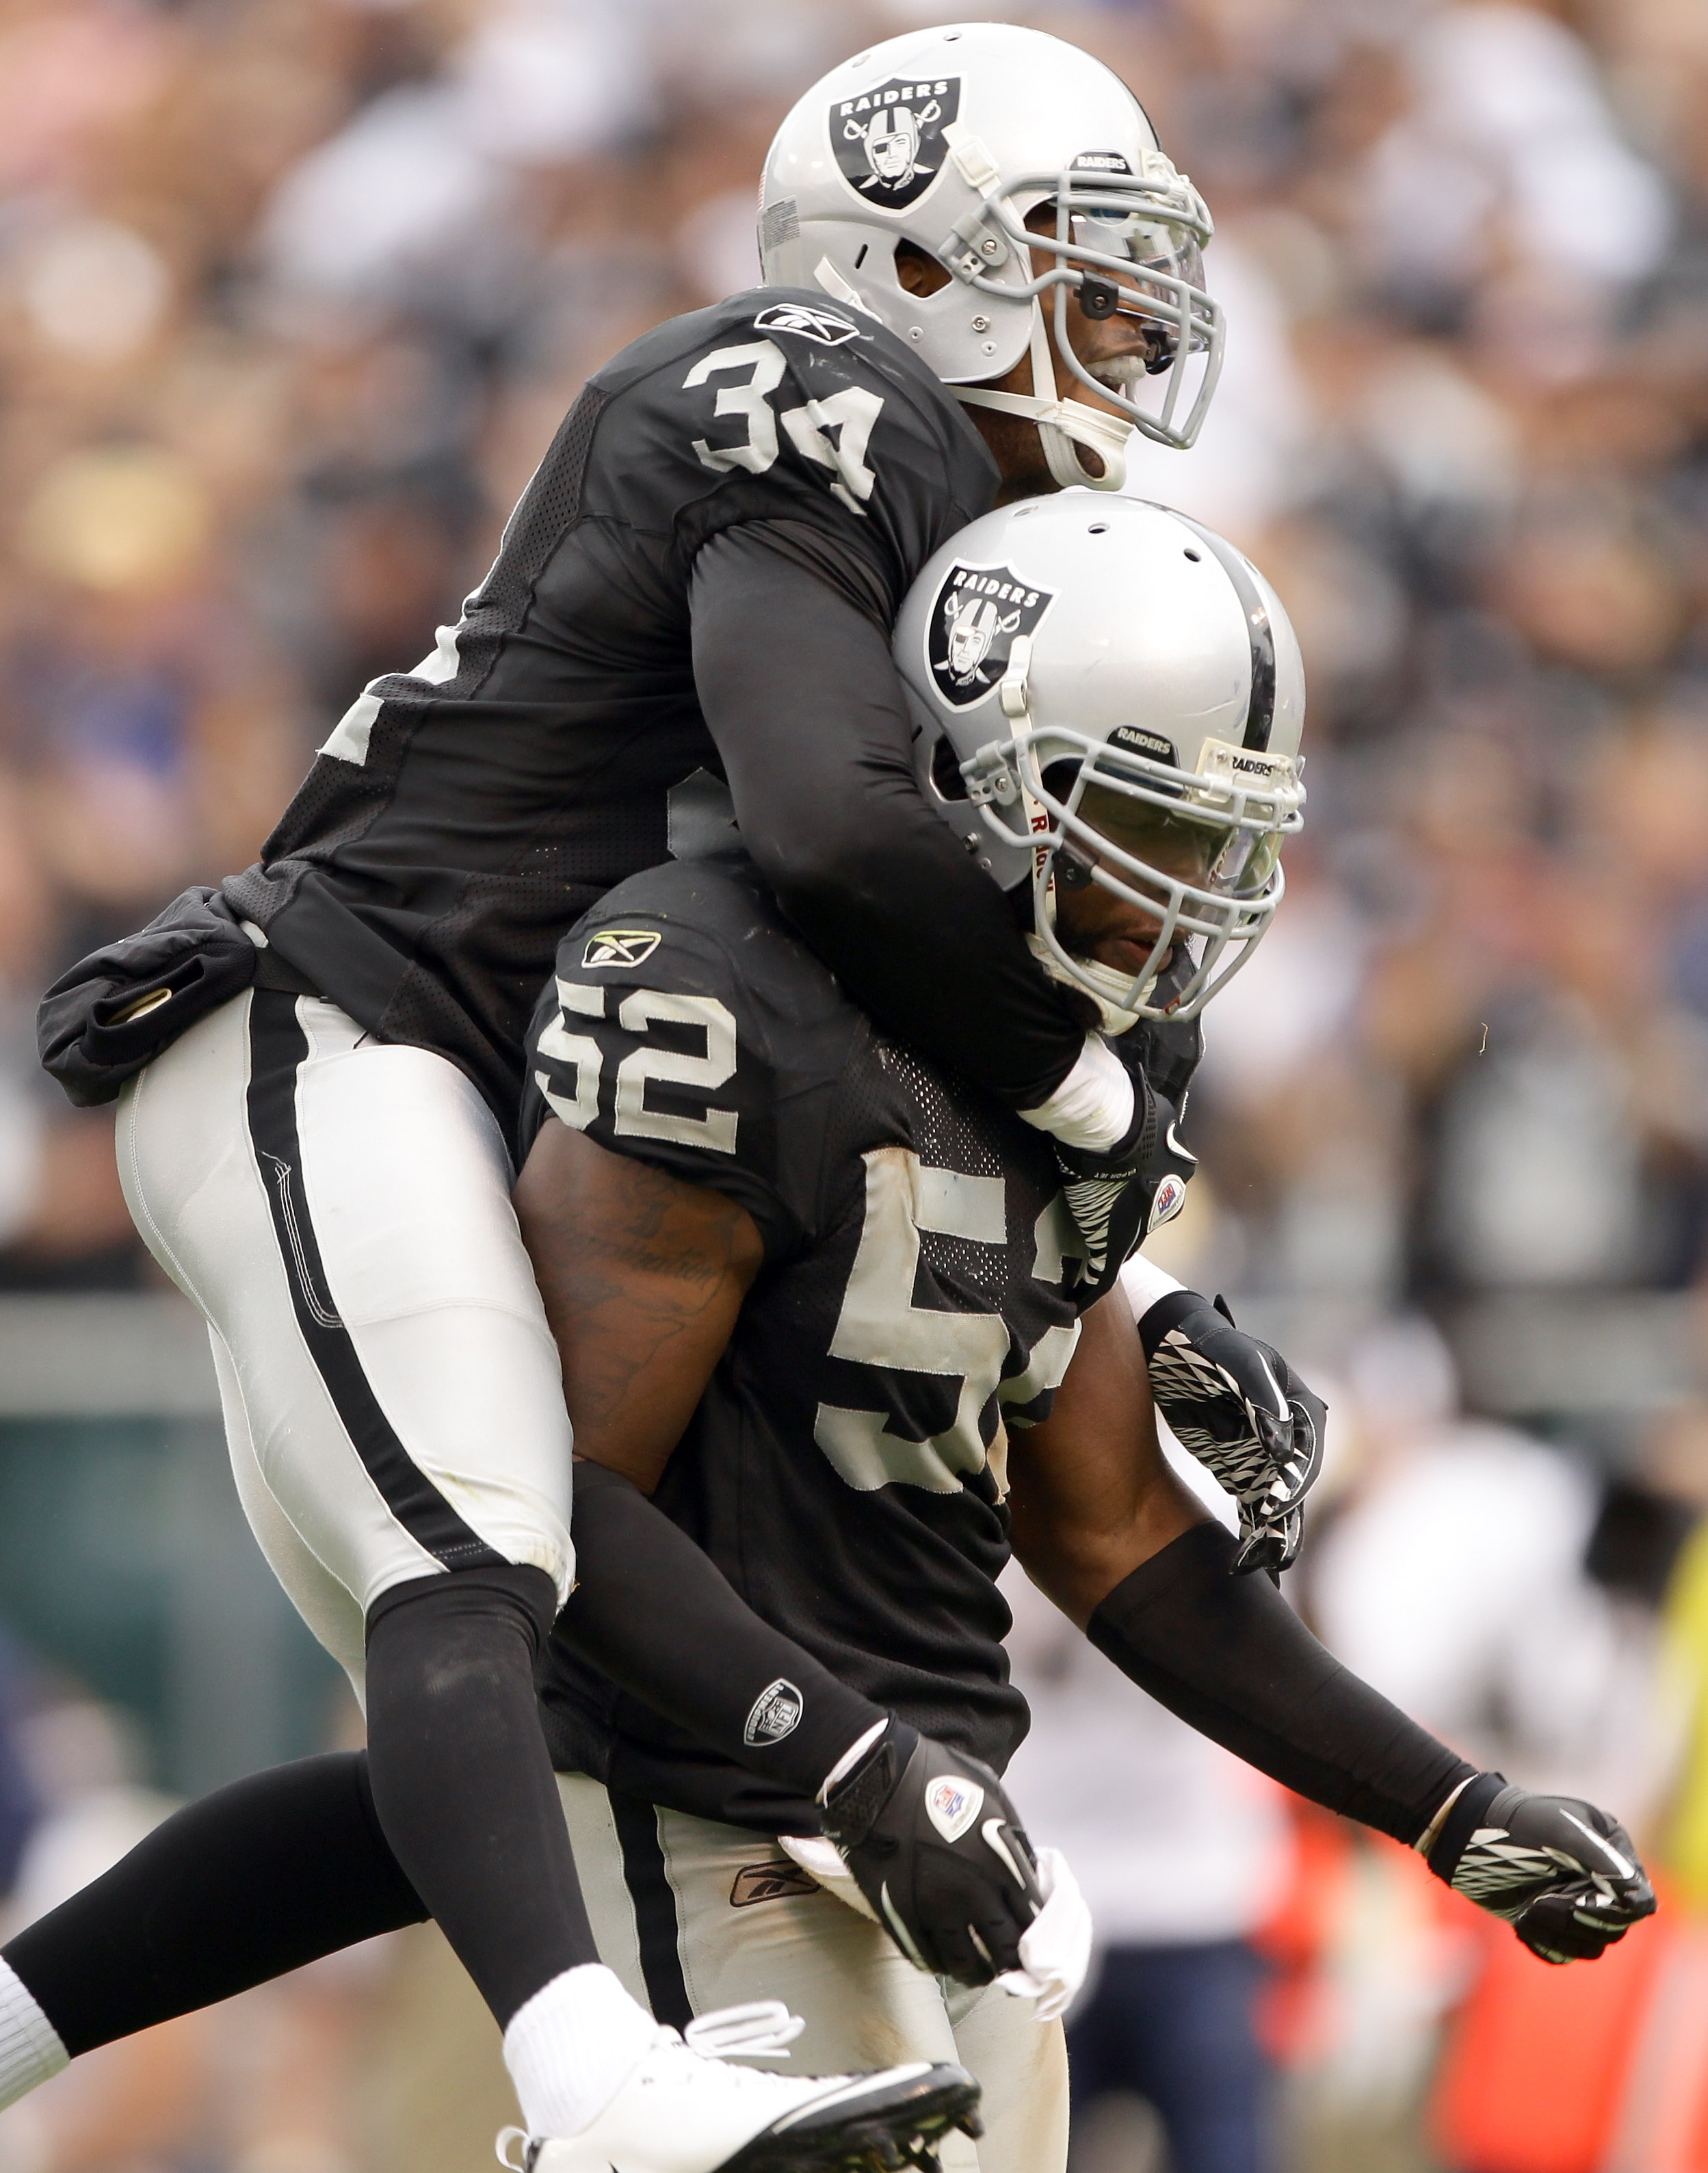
<box><xmin>365</xmin><ymin>1566</ymin><xmax>598</xmax><ymax>2027</ymax></box>
<box><xmin>1087</xmin><ymin>1524</ymin><xmax>1475</xmax><ymax>1844</ymax></box>
<box><xmin>561</xmin><ymin>1462</ymin><xmax>885</xmax><ymax>1793</ymax></box>
<box><xmin>3</xmin><ymin>1752</ymin><xmax>425</xmax><ymax>2057</ymax></box>
<box><xmin>692</xmin><ymin>524</ymin><xmax>1085</xmax><ymax>1112</ymax></box>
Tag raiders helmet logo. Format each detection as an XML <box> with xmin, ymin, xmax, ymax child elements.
<box><xmin>752</xmin><ymin>301</ymin><xmax>860</xmax><ymax>347</ymax></box>
<box><xmin>830</xmin><ymin>77</ymin><xmax>960</xmax><ymax>210</ymax></box>
<box><xmin>927</xmin><ymin>562</ymin><xmax>1055</xmax><ymax>709</ymax></box>
<box><xmin>581</xmin><ymin>928</ymin><xmax>661</xmax><ymax>969</ymax></box>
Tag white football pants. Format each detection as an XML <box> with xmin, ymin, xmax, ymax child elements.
<box><xmin>116</xmin><ymin>988</ymin><xmax>574</xmax><ymax>1691</ymax></box>
<box><xmin>556</xmin><ymin>1775</ymin><xmax>1068</xmax><ymax>2173</ymax></box>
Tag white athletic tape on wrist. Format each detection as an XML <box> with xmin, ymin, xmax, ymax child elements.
<box><xmin>1121</xmin><ymin>1254</ymin><xmax>1189</xmax><ymax>1319</ymax></box>
<box><xmin>1019</xmin><ymin>1038</ymin><xmax>1135</xmax><ymax>1155</ymax></box>
<box><xmin>0</xmin><ymin>1961</ymin><xmax>67</xmax><ymax>2112</ymax></box>
<box><xmin>815</xmin><ymin>1719</ymin><xmax>890</xmax><ymax>1806</ymax></box>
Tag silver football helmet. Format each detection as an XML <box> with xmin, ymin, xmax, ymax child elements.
<box><xmin>758</xmin><ymin>22</ymin><xmax>1222</xmax><ymax>487</ymax></box>
<box><xmin>895</xmin><ymin>492</ymin><xmax>1306</xmax><ymax>1025</ymax></box>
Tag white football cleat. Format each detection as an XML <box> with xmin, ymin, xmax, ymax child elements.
<box><xmin>496</xmin><ymin>2003</ymin><xmax>981</xmax><ymax>2173</ymax></box>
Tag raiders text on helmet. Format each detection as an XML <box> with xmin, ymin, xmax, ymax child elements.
<box><xmin>759</xmin><ymin>23</ymin><xmax>1223</xmax><ymax>488</ymax></box>
<box><xmin>894</xmin><ymin>492</ymin><xmax>1306</xmax><ymax>1025</ymax></box>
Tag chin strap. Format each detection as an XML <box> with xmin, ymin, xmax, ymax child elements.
<box><xmin>999</xmin><ymin>635</ymin><xmax>1153</xmax><ymax>1031</ymax></box>
<box><xmin>1025</xmin><ymin>935</ymin><xmax>1148</xmax><ymax>1036</ymax></box>
<box><xmin>952</xmin><ymin>304</ymin><xmax>1133</xmax><ymax>491</ymax></box>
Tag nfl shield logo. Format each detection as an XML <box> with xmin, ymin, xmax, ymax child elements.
<box><xmin>743</xmin><ymin>1679</ymin><xmax>804</xmax><ymax>1746</ymax></box>
<box><xmin>927</xmin><ymin>563</ymin><xmax>1055</xmax><ymax>709</ymax></box>
<box><xmin>830</xmin><ymin>77</ymin><xmax>961</xmax><ymax>210</ymax></box>
<box><xmin>924</xmin><ymin>1775</ymin><xmax>985</xmax><ymax>1843</ymax></box>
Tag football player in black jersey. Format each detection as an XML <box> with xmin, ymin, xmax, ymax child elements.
<box><xmin>11</xmin><ymin>501</ymin><xmax>1653</xmax><ymax>2173</ymax></box>
<box><xmin>501</xmin><ymin>496</ymin><xmax>1655</xmax><ymax>2171</ymax></box>
<box><xmin>29</xmin><ymin>23</ymin><xmax>1234</xmax><ymax>2168</ymax></box>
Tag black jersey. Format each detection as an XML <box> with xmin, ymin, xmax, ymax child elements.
<box><xmin>222</xmin><ymin>291</ymin><xmax>999</xmax><ymax>1138</ymax></box>
<box><xmin>521</xmin><ymin>847</ymin><xmax>1203</xmax><ymax>1834</ymax></box>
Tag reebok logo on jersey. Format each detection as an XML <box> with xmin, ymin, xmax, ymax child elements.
<box><xmin>831</xmin><ymin>77</ymin><xmax>960</xmax><ymax>209</ymax></box>
<box><xmin>1148</xmin><ymin>1174</ymin><xmax>1188</xmax><ymax>1233</ymax></box>
<box><xmin>582</xmin><ymin>928</ymin><xmax>661</xmax><ymax>969</ymax></box>
<box><xmin>743</xmin><ymin>1678</ymin><xmax>804</xmax><ymax>1746</ymax></box>
<box><xmin>729</xmin><ymin>1860</ymin><xmax>821</xmax><ymax>1909</ymax></box>
<box><xmin>927</xmin><ymin>563</ymin><xmax>1055</xmax><ymax>709</ymax></box>
<box><xmin>925</xmin><ymin>1776</ymin><xmax>984</xmax><ymax>1844</ymax></box>
<box><xmin>753</xmin><ymin>302</ymin><xmax>859</xmax><ymax>347</ymax></box>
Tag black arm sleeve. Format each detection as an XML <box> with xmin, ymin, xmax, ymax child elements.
<box><xmin>560</xmin><ymin>1461</ymin><xmax>886</xmax><ymax>1797</ymax></box>
<box><xmin>1086</xmin><ymin>1523</ymin><xmax>1476</xmax><ymax>1843</ymax></box>
<box><xmin>691</xmin><ymin>523</ymin><xmax>1086</xmax><ymax>1113</ymax></box>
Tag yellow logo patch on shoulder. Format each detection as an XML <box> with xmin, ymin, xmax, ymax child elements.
<box><xmin>582</xmin><ymin>928</ymin><xmax>661</xmax><ymax>969</ymax></box>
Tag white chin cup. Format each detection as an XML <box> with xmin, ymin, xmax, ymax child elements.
<box><xmin>952</xmin><ymin>304</ymin><xmax>1133</xmax><ymax>492</ymax></box>
<box><xmin>1025</xmin><ymin>934</ymin><xmax>1147</xmax><ymax>1037</ymax></box>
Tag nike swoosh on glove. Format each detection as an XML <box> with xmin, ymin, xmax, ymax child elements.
<box><xmin>1426</xmin><ymin>1774</ymin><xmax>1657</xmax><ymax>1964</ymax></box>
<box><xmin>819</xmin><ymin>1722</ymin><xmax>1042</xmax><ymax>1986</ymax></box>
<box><xmin>1136</xmin><ymin>1289</ymin><xmax>1326</xmax><ymax>1575</ymax></box>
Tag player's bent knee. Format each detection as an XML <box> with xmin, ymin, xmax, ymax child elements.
<box><xmin>365</xmin><ymin>1562</ymin><xmax>562</xmax><ymax>1656</ymax></box>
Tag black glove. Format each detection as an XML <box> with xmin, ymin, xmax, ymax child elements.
<box><xmin>1426</xmin><ymin>1774</ymin><xmax>1657</xmax><ymax>1964</ymax></box>
<box><xmin>819</xmin><ymin>1722</ymin><xmax>1042</xmax><ymax>1985</ymax></box>
<box><xmin>1137</xmin><ymin>1289</ymin><xmax>1325</xmax><ymax>1575</ymax></box>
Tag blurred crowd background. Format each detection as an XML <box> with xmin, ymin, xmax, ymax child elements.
<box><xmin>1</xmin><ymin>0</ymin><xmax>1707</xmax><ymax>2169</ymax></box>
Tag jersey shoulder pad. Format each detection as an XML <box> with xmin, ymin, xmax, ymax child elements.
<box><xmin>583</xmin><ymin>290</ymin><xmax>997</xmax><ymax>586</ymax></box>
<box><xmin>519</xmin><ymin>854</ymin><xmax>859</xmax><ymax>1259</ymax></box>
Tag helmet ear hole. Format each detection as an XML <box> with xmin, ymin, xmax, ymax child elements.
<box><xmin>894</xmin><ymin>239</ymin><xmax>951</xmax><ymax>298</ymax></box>
<box><xmin>1040</xmin><ymin>759</ymin><xmax>1081</xmax><ymax>802</ymax></box>
<box><xmin>930</xmin><ymin>733</ymin><xmax>970</xmax><ymax>802</ymax></box>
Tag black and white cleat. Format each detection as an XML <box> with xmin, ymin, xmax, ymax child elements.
<box><xmin>496</xmin><ymin>2003</ymin><xmax>982</xmax><ymax>2173</ymax></box>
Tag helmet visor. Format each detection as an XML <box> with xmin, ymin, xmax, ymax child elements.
<box><xmin>966</xmin><ymin>725</ymin><xmax>1302</xmax><ymax>1021</ymax></box>
<box><xmin>1064</xmin><ymin>211</ymin><xmax>1211</xmax><ymax>373</ymax></box>
<box><xmin>964</xmin><ymin>166</ymin><xmax>1224</xmax><ymax>449</ymax></box>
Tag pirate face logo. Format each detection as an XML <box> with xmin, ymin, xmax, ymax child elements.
<box><xmin>830</xmin><ymin>76</ymin><xmax>960</xmax><ymax>211</ymax></box>
<box><xmin>927</xmin><ymin>562</ymin><xmax>1055</xmax><ymax>709</ymax></box>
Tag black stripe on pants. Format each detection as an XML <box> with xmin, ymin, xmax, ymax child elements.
<box><xmin>244</xmin><ymin>989</ymin><xmax>503</xmax><ymax>1572</ymax></box>
<box><xmin>611</xmin><ymin>1793</ymin><xmax>694</xmax><ymax>2031</ymax></box>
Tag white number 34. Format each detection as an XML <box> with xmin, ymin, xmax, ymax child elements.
<box><xmin>683</xmin><ymin>340</ymin><xmax>882</xmax><ymax>517</ymax></box>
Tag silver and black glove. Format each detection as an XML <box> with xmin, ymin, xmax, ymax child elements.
<box><xmin>1138</xmin><ymin>1289</ymin><xmax>1325</xmax><ymax>1575</ymax></box>
<box><xmin>819</xmin><ymin>1721</ymin><xmax>1042</xmax><ymax>1986</ymax></box>
<box><xmin>1425</xmin><ymin>1774</ymin><xmax>1657</xmax><ymax>1963</ymax></box>
<box><xmin>1053</xmin><ymin>1075</ymin><xmax>1195</xmax><ymax>1303</ymax></box>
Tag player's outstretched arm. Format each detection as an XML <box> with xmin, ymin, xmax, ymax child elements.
<box><xmin>1007</xmin><ymin>1291</ymin><xmax>1658</xmax><ymax>1964</ymax></box>
<box><xmin>515</xmin><ymin>1118</ymin><xmax>1045</xmax><ymax>1986</ymax></box>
